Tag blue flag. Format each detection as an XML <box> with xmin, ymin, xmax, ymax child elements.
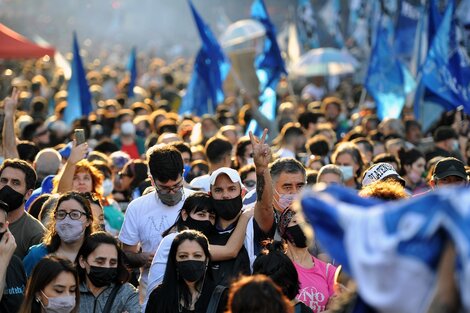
<box><xmin>319</xmin><ymin>0</ymin><xmax>344</xmax><ymax>48</ymax></box>
<box><xmin>126</xmin><ymin>46</ymin><xmax>137</xmax><ymax>99</ymax></box>
<box><xmin>301</xmin><ymin>185</ymin><xmax>470</xmax><ymax>312</ymax></box>
<box><xmin>365</xmin><ymin>16</ymin><xmax>416</xmax><ymax>120</ymax></box>
<box><xmin>394</xmin><ymin>1</ymin><xmax>421</xmax><ymax>60</ymax></box>
<box><xmin>65</xmin><ymin>32</ymin><xmax>92</xmax><ymax>125</ymax></box>
<box><xmin>179</xmin><ymin>0</ymin><xmax>230</xmax><ymax>116</ymax></box>
<box><xmin>246</xmin><ymin>0</ymin><xmax>287</xmax><ymax>137</ymax></box>
<box><xmin>421</xmin><ymin>1</ymin><xmax>470</xmax><ymax>114</ymax></box>
<box><xmin>297</xmin><ymin>0</ymin><xmax>320</xmax><ymax>50</ymax></box>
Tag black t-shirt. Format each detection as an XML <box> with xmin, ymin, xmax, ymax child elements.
<box><xmin>295</xmin><ymin>301</ymin><xmax>314</xmax><ymax>313</ymax></box>
<box><xmin>0</xmin><ymin>255</ymin><xmax>26</xmax><ymax>313</ymax></box>
<box><xmin>209</xmin><ymin>224</ymin><xmax>251</xmax><ymax>286</ymax></box>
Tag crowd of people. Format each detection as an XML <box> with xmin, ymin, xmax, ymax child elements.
<box><xmin>0</xmin><ymin>52</ymin><xmax>469</xmax><ymax>313</ymax></box>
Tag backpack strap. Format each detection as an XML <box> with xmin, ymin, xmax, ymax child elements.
<box><xmin>102</xmin><ymin>284</ymin><xmax>122</xmax><ymax>313</ymax></box>
<box><xmin>206</xmin><ymin>285</ymin><xmax>227</xmax><ymax>313</ymax></box>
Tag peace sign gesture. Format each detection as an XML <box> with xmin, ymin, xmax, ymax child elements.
<box><xmin>3</xmin><ymin>87</ymin><xmax>19</xmax><ymax>116</ymax></box>
<box><xmin>249</xmin><ymin>128</ymin><xmax>271</xmax><ymax>172</ymax></box>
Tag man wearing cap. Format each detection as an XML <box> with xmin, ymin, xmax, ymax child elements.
<box><xmin>208</xmin><ymin>167</ymin><xmax>251</xmax><ymax>285</ymax></box>
<box><xmin>425</xmin><ymin>126</ymin><xmax>461</xmax><ymax>162</ymax></box>
<box><xmin>0</xmin><ymin>201</ymin><xmax>26</xmax><ymax>313</ymax></box>
<box><xmin>430</xmin><ymin>157</ymin><xmax>468</xmax><ymax>188</ymax></box>
<box><xmin>119</xmin><ymin>145</ymin><xmax>194</xmax><ymax>302</ymax></box>
<box><xmin>361</xmin><ymin>162</ymin><xmax>407</xmax><ymax>188</ymax></box>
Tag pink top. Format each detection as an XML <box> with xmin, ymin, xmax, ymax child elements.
<box><xmin>294</xmin><ymin>256</ymin><xmax>336</xmax><ymax>313</ymax></box>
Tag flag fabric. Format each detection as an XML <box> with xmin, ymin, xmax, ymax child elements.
<box><xmin>179</xmin><ymin>0</ymin><xmax>230</xmax><ymax>116</ymax></box>
<box><xmin>64</xmin><ymin>32</ymin><xmax>92</xmax><ymax>125</ymax></box>
<box><xmin>319</xmin><ymin>0</ymin><xmax>344</xmax><ymax>48</ymax></box>
<box><xmin>246</xmin><ymin>0</ymin><xmax>287</xmax><ymax>137</ymax></box>
<box><xmin>301</xmin><ymin>185</ymin><xmax>465</xmax><ymax>313</ymax></box>
<box><xmin>126</xmin><ymin>46</ymin><xmax>137</xmax><ymax>99</ymax></box>
<box><xmin>365</xmin><ymin>15</ymin><xmax>416</xmax><ymax>120</ymax></box>
<box><xmin>297</xmin><ymin>0</ymin><xmax>320</xmax><ymax>50</ymax></box>
<box><xmin>394</xmin><ymin>1</ymin><xmax>422</xmax><ymax>60</ymax></box>
<box><xmin>421</xmin><ymin>1</ymin><xmax>470</xmax><ymax>114</ymax></box>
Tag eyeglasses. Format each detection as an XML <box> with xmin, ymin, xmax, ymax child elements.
<box><xmin>154</xmin><ymin>179</ymin><xmax>184</xmax><ymax>194</ymax></box>
<box><xmin>55</xmin><ymin>210</ymin><xmax>88</xmax><ymax>220</ymax></box>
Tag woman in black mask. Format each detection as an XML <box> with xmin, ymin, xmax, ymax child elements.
<box><xmin>145</xmin><ymin>192</ymin><xmax>251</xmax><ymax>309</ymax></box>
<box><xmin>279</xmin><ymin>208</ymin><xmax>338</xmax><ymax>312</ymax></box>
<box><xmin>146</xmin><ymin>230</ymin><xmax>227</xmax><ymax>313</ymax></box>
<box><xmin>77</xmin><ymin>231</ymin><xmax>139</xmax><ymax>312</ymax></box>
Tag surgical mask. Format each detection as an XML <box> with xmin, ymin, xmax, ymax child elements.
<box><xmin>184</xmin><ymin>214</ymin><xmax>214</xmax><ymax>237</ymax></box>
<box><xmin>246</xmin><ymin>157</ymin><xmax>254</xmax><ymax>165</ymax></box>
<box><xmin>39</xmin><ymin>291</ymin><xmax>75</xmax><ymax>313</ymax></box>
<box><xmin>120</xmin><ymin>121</ymin><xmax>135</xmax><ymax>136</ymax></box>
<box><xmin>212</xmin><ymin>195</ymin><xmax>243</xmax><ymax>221</ymax></box>
<box><xmin>339</xmin><ymin>165</ymin><xmax>354</xmax><ymax>181</ymax></box>
<box><xmin>55</xmin><ymin>217</ymin><xmax>85</xmax><ymax>243</ymax></box>
<box><xmin>0</xmin><ymin>185</ymin><xmax>25</xmax><ymax>212</ymax></box>
<box><xmin>87</xmin><ymin>265</ymin><xmax>117</xmax><ymax>287</ymax></box>
<box><xmin>274</xmin><ymin>189</ymin><xmax>296</xmax><ymax>211</ymax></box>
<box><xmin>157</xmin><ymin>189</ymin><xmax>184</xmax><ymax>206</ymax></box>
<box><xmin>102</xmin><ymin>179</ymin><xmax>114</xmax><ymax>197</ymax></box>
<box><xmin>452</xmin><ymin>140</ymin><xmax>459</xmax><ymax>151</ymax></box>
<box><xmin>177</xmin><ymin>260</ymin><xmax>206</xmax><ymax>283</ymax></box>
<box><xmin>284</xmin><ymin>224</ymin><xmax>307</xmax><ymax>248</ymax></box>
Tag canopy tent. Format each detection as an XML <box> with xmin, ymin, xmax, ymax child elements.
<box><xmin>0</xmin><ymin>23</ymin><xmax>55</xmax><ymax>59</ymax></box>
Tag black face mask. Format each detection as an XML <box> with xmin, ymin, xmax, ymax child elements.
<box><xmin>177</xmin><ymin>260</ymin><xmax>206</xmax><ymax>283</ymax></box>
<box><xmin>87</xmin><ymin>266</ymin><xmax>117</xmax><ymax>287</ymax></box>
<box><xmin>184</xmin><ymin>215</ymin><xmax>214</xmax><ymax>237</ymax></box>
<box><xmin>212</xmin><ymin>195</ymin><xmax>242</xmax><ymax>221</ymax></box>
<box><xmin>0</xmin><ymin>185</ymin><xmax>25</xmax><ymax>212</ymax></box>
<box><xmin>284</xmin><ymin>224</ymin><xmax>307</xmax><ymax>248</ymax></box>
<box><xmin>0</xmin><ymin>230</ymin><xmax>6</xmax><ymax>242</ymax></box>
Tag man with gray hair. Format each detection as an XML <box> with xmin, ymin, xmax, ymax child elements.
<box><xmin>33</xmin><ymin>148</ymin><xmax>62</xmax><ymax>187</ymax></box>
<box><xmin>317</xmin><ymin>164</ymin><xmax>344</xmax><ymax>185</ymax></box>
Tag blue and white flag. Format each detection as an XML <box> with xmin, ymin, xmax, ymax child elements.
<box><xmin>297</xmin><ymin>0</ymin><xmax>320</xmax><ymax>50</ymax></box>
<box><xmin>421</xmin><ymin>1</ymin><xmax>470</xmax><ymax>114</ymax></box>
<box><xmin>394</xmin><ymin>1</ymin><xmax>422</xmax><ymax>60</ymax></box>
<box><xmin>319</xmin><ymin>0</ymin><xmax>344</xmax><ymax>48</ymax></box>
<box><xmin>126</xmin><ymin>46</ymin><xmax>137</xmax><ymax>99</ymax></box>
<box><xmin>179</xmin><ymin>0</ymin><xmax>230</xmax><ymax>116</ymax></box>
<box><xmin>301</xmin><ymin>185</ymin><xmax>448</xmax><ymax>313</ymax></box>
<box><xmin>64</xmin><ymin>32</ymin><xmax>92</xmax><ymax>125</ymax></box>
<box><xmin>365</xmin><ymin>16</ymin><xmax>416</xmax><ymax>120</ymax></box>
<box><xmin>246</xmin><ymin>0</ymin><xmax>287</xmax><ymax>137</ymax></box>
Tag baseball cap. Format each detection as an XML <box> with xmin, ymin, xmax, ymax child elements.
<box><xmin>209</xmin><ymin>167</ymin><xmax>244</xmax><ymax>188</ymax></box>
<box><xmin>433</xmin><ymin>157</ymin><xmax>467</xmax><ymax>180</ymax></box>
<box><xmin>433</xmin><ymin>126</ymin><xmax>458</xmax><ymax>142</ymax></box>
<box><xmin>362</xmin><ymin>162</ymin><xmax>406</xmax><ymax>187</ymax></box>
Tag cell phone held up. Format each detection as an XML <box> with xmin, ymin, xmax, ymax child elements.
<box><xmin>74</xmin><ymin>129</ymin><xmax>85</xmax><ymax>145</ymax></box>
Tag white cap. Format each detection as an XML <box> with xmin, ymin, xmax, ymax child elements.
<box><xmin>362</xmin><ymin>162</ymin><xmax>406</xmax><ymax>187</ymax></box>
<box><xmin>210</xmin><ymin>167</ymin><xmax>244</xmax><ymax>188</ymax></box>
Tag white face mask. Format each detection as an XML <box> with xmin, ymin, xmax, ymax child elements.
<box><xmin>102</xmin><ymin>179</ymin><xmax>114</xmax><ymax>197</ymax></box>
<box><xmin>120</xmin><ymin>121</ymin><xmax>135</xmax><ymax>136</ymax></box>
<box><xmin>55</xmin><ymin>217</ymin><xmax>85</xmax><ymax>243</ymax></box>
<box><xmin>246</xmin><ymin>157</ymin><xmax>254</xmax><ymax>165</ymax></box>
<box><xmin>339</xmin><ymin>165</ymin><xmax>354</xmax><ymax>181</ymax></box>
<box><xmin>274</xmin><ymin>189</ymin><xmax>296</xmax><ymax>211</ymax></box>
<box><xmin>39</xmin><ymin>291</ymin><xmax>76</xmax><ymax>313</ymax></box>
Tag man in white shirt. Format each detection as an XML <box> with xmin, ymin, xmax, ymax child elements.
<box><xmin>119</xmin><ymin>145</ymin><xmax>193</xmax><ymax>303</ymax></box>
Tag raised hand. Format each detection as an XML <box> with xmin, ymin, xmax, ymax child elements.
<box><xmin>68</xmin><ymin>139</ymin><xmax>88</xmax><ymax>165</ymax></box>
<box><xmin>249</xmin><ymin>128</ymin><xmax>271</xmax><ymax>172</ymax></box>
<box><xmin>3</xmin><ymin>87</ymin><xmax>19</xmax><ymax>116</ymax></box>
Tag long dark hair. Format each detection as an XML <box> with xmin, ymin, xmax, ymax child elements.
<box><xmin>162</xmin><ymin>192</ymin><xmax>214</xmax><ymax>237</ymax></box>
<box><xmin>19</xmin><ymin>256</ymin><xmax>80</xmax><ymax>313</ymax></box>
<box><xmin>153</xmin><ymin>230</ymin><xmax>211</xmax><ymax>313</ymax></box>
<box><xmin>76</xmin><ymin>231</ymin><xmax>130</xmax><ymax>285</ymax></box>
<box><xmin>252</xmin><ymin>241</ymin><xmax>300</xmax><ymax>300</ymax></box>
<box><xmin>43</xmin><ymin>192</ymin><xmax>96</xmax><ymax>253</ymax></box>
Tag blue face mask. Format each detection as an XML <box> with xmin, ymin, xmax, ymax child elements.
<box><xmin>183</xmin><ymin>164</ymin><xmax>191</xmax><ymax>180</ymax></box>
<box><xmin>339</xmin><ymin>165</ymin><xmax>354</xmax><ymax>181</ymax></box>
